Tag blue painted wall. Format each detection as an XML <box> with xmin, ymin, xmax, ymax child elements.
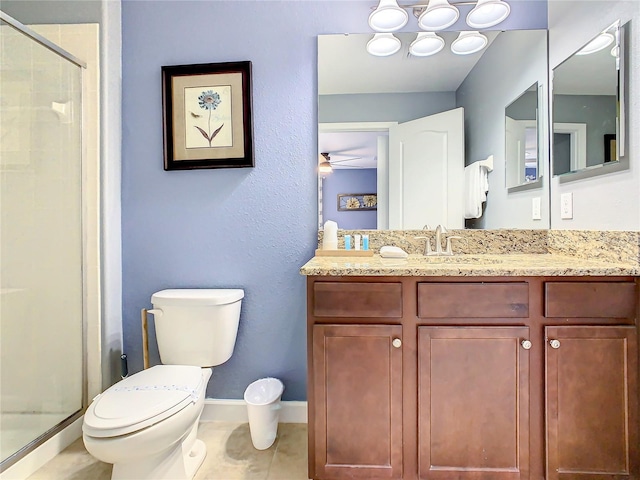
<box><xmin>121</xmin><ymin>0</ymin><xmax>548</xmax><ymax>401</ymax></box>
<box><xmin>323</xmin><ymin>169</ymin><xmax>378</xmax><ymax>230</ymax></box>
<box><xmin>319</xmin><ymin>92</ymin><xmax>457</xmax><ymax>124</ymax></box>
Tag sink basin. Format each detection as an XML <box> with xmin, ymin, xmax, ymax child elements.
<box><xmin>413</xmin><ymin>255</ymin><xmax>503</xmax><ymax>264</ymax></box>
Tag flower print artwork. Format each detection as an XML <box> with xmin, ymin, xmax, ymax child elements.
<box><xmin>184</xmin><ymin>85</ymin><xmax>233</xmax><ymax>149</ymax></box>
<box><xmin>162</xmin><ymin>61</ymin><xmax>253</xmax><ymax>170</ymax></box>
<box><xmin>194</xmin><ymin>90</ymin><xmax>222</xmax><ymax>147</ymax></box>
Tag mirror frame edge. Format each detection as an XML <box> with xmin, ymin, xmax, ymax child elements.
<box><xmin>551</xmin><ymin>19</ymin><xmax>628</xmax><ymax>183</ymax></box>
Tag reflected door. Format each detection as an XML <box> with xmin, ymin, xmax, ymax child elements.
<box><xmin>388</xmin><ymin>108</ymin><xmax>464</xmax><ymax>229</ymax></box>
<box><xmin>506</xmin><ymin>117</ymin><xmax>538</xmax><ymax>187</ymax></box>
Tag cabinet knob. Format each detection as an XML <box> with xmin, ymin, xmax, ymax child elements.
<box><xmin>392</xmin><ymin>338</ymin><xmax>402</xmax><ymax>349</ymax></box>
<box><xmin>521</xmin><ymin>340</ymin><xmax>532</xmax><ymax>350</ymax></box>
<box><xmin>549</xmin><ymin>339</ymin><xmax>561</xmax><ymax>349</ymax></box>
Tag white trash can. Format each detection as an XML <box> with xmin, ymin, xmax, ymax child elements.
<box><xmin>244</xmin><ymin>377</ymin><xmax>285</xmax><ymax>450</ymax></box>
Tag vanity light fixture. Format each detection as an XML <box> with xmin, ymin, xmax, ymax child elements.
<box><xmin>409</xmin><ymin>32</ymin><xmax>446</xmax><ymax>56</ymax></box>
<box><xmin>366</xmin><ymin>0</ymin><xmax>510</xmax><ymax>57</ymax></box>
<box><xmin>576</xmin><ymin>31</ymin><xmax>614</xmax><ymax>55</ymax></box>
<box><xmin>368</xmin><ymin>0</ymin><xmax>511</xmax><ymax>32</ymax></box>
<box><xmin>451</xmin><ymin>31</ymin><xmax>488</xmax><ymax>55</ymax></box>
<box><xmin>466</xmin><ymin>0</ymin><xmax>511</xmax><ymax>29</ymax></box>
<box><xmin>369</xmin><ymin>0</ymin><xmax>409</xmax><ymax>32</ymax></box>
<box><xmin>367</xmin><ymin>32</ymin><xmax>402</xmax><ymax>56</ymax></box>
<box><xmin>417</xmin><ymin>0</ymin><xmax>459</xmax><ymax>31</ymax></box>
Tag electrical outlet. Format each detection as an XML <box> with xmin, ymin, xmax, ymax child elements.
<box><xmin>560</xmin><ymin>192</ymin><xmax>573</xmax><ymax>219</ymax></box>
<box><xmin>532</xmin><ymin>197</ymin><xmax>541</xmax><ymax>220</ymax></box>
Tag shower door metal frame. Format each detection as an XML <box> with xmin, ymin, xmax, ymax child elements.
<box><xmin>0</xmin><ymin>11</ymin><xmax>86</xmax><ymax>68</ymax></box>
<box><xmin>0</xmin><ymin>10</ymin><xmax>89</xmax><ymax>473</ymax></box>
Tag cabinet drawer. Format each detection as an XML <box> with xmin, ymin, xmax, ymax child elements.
<box><xmin>418</xmin><ymin>282</ymin><xmax>529</xmax><ymax>318</ymax></box>
<box><xmin>313</xmin><ymin>282</ymin><xmax>403</xmax><ymax>318</ymax></box>
<box><xmin>545</xmin><ymin>282</ymin><xmax>637</xmax><ymax>319</ymax></box>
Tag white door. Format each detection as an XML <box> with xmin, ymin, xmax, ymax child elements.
<box><xmin>388</xmin><ymin>108</ymin><xmax>465</xmax><ymax>229</ymax></box>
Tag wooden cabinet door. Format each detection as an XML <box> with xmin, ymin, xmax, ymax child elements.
<box><xmin>545</xmin><ymin>326</ymin><xmax>639</xmax><ymax>480</ymax></box>
<box><xmin>312</xmin><ymin>324</ymin><xmax>403</xmax><ymax>479</ymax></box>
<box><xmin>418</xmin><ymin>326</ymin><xmax>530</xmax><ymax>480</ymax></box>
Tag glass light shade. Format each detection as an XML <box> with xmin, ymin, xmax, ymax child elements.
<box><xmin>451</xmin><ymin>31</ymin><xmax>488</xmax><ymax>55</ymax></box>
<box><xmin>418</xmin><ymin>0</ymin><xmax>460</xmax><ymax>31</ymax></box>
<box><xmin>368</xmin><ymin>0</ymin><xmax>409</xmax><ymax>32</ymax></box>
<box><xmin>409</xmin><ymin>32</ymin><xmax>445</xmax><ymax>57</ymax></box>
<box><xmin>466</xmin><ymin>0</ymin><xmax>511</xmax><ymax>29</ymax></box>
<box><xmin>576</xmin><ymin>32</ymin><xmax>614</xmax><ymax>55</ymax></box>
<box><xmin>611</xmin><ymin>44</ymin><xmax>619</xmax><ymax>57</ymax></box>
<box><xmin>319</xmin><ymin>161</ymin><xmax>333</xmax><ymax>174</ymax></box>
<box><xmin>367</xmin><ymin>33</ymin><xmax>402</xmax><ymax>57</ymax></box>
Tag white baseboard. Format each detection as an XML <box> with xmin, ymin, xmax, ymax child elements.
<box><xmin>0</xmin><ymin>417</ymin><xmax>82</xmax><ymax>480</ymax></box>
<box><xmin>200</xmin><ymin>399</ymin><xmax>307</xmax><ymax>424</ymax></box>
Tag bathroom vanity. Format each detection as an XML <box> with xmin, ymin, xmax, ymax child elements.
<box><xmin>301</xmin><ymin>253</ymin><xmax>640</xmax><ymax>480</ymax></box>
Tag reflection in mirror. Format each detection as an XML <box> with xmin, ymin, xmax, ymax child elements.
<box><xmin>552</xmin><ymin>21</ymin><xmax>624</xmax><ymax>177</ymax></box>
<box><xmin>318</xmin><ymin>29</ymin><xmax>549</xmax><ymax>230</ymax></box>
<box><xmin>505</xmin><ymin>83</ymin><xmax>539</xmax><ymax>190</ymax></box>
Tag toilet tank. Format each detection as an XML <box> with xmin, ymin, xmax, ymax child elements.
<box><xmin>150</xmin><ymin>289</ymin><xmax>244</xmax><ymax>367</ymax></box>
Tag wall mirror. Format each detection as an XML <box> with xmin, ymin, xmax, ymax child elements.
<box><xmin>318</xmin><ymin>29</ymin><xmax>549</xmax><ymax>231</ymax></box>
<box><xmin>505</xmin><ymin>82</ymin><xmax>540</xmax><ymax>191</ymax></box>
<box><xmin>552</xmin><ymin>20</ymin><xmax>627</xmax><ymax>179</ymax></box>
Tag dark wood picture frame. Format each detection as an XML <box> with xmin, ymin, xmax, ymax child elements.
<box><xmin>162</xmin><ymin>61</ymin><xmax>254</xmax><ymax>170</ymax></box>
<box><xmin>604</xmin><ymin>134</ymin><xmax>616</xmax><ymax>163</ymax></box>
<box><xmin>337</xmin><ymin>193</ymin><xmax>378</xmax><ymax>212</ymax></box>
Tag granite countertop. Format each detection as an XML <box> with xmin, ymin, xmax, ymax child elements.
<box><xmin>299</xmin><ymin>253</ymin><xmax>640</xmax><ymax>277</ymax></box>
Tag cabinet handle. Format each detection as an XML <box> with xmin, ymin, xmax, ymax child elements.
<box><xmin>392</xmin><ymin>338</ymin><xmax>402</xmax><ymax>348</ymax></box>
<box><xmin>549</xmin><ymin>339</ymin><xmax>561</xmax><ymax>349</ymax></box>
<box><xmin>521</xmin><ymin>340</ymin><xmax>532</xmax><ymax>350</ymax></box>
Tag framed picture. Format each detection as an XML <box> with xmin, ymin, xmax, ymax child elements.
<box><xmin>337</xmin><ymin>193</ymin><xmax>377</xmax><ymax>212</ymax></box>
<box><xmin>161</xmin><ymin>61</ymin><xmax>254</xmax><ymax>170</ymax></box>
<box><xmin>604</xmin><ymin>134</ymin><xmax>616</xmax><ymax>163</ymax></box>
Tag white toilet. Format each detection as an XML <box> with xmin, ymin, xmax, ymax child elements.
<box><xmin>83</xmin><ymin>288</ymin><xmax>244</xmax><ymax>480</ymax></box>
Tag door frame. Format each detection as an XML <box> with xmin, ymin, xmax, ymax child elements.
<box><xmin>319</xmin><ymin>122</ymin><xmax>397</xmax><ymax>230</ymax></box>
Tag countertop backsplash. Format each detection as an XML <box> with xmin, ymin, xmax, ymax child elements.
<box><xmin>548</xmin><ymin>230</ymin><xmax>640</xmax><ymax>265</ymax></box>
<box><xmin>316</xmin><ymin>229</ymin><xmax>640</xmax><ymax>266</ymax></box>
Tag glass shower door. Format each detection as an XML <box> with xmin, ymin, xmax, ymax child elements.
<box><xmin>0</xmin><ymin>18</ymin><xmax>84</xmax><ymax>465</ymax></box>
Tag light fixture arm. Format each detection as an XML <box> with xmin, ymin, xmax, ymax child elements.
<box><xmin>372</xmin><ymin>0</ymin><xmax>477</xmax><ymax>9</ymax></box>
<box><xmin>410</xmin><ymin>2</ymin><xmax>473</xmax><ymax>18</ymax></box>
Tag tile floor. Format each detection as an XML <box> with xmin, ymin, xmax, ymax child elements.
<box><xmin>26</xmin><ymin>422</ymin><xmax>308</xmax><ymax>480</ymax></box>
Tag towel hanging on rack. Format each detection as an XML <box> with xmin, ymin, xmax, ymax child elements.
<box><xmin>464</xmin><ymin>155</ymin><xmax>493</xmax><ymax>219</ymax></box>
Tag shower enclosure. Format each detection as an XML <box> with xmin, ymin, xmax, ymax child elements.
<box><xmin>0</xmin><ymin>12</ymin><xmax>86</xmax><ymax>469</ymax></box>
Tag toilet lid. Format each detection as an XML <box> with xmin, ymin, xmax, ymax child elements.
<box><xmin>151</xmin><ymin>289</ymin><xmax>244</xmax><ymax>306</ymax></box>
<box><xmin>83</xmin><ymin>365</ymin><xmax>205</xmax><ymax>438</ymax></box>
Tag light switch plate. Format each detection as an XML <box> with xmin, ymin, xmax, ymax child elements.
<box><xmin>560</xmin><ymin>192</ymin><xmax>573</xmax><ymax>219</ymax></box>
<box><xmin>532</xmin><ymin>197</ymin><xmax>541</xmax><ymax>220</ymax></box>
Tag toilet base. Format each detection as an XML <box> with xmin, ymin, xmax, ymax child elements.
<box><xmin>110</xmin><ymin>424</ymin><xmax>206</xmax><ymax>480</ymax></box>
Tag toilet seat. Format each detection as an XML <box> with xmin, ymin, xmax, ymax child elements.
<box><xmin>83</xmin><ymin>365</ymin><xmax>205</xmax><ymax>438</ymax></box>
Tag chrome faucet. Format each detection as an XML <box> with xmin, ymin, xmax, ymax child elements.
<box><xmin>414</xmin><ymin>235</ymin><xmax>433</xmax><ymax>256</ymax></box>
<box><xmin>416</xmin><ymin>225</ymin><xmax>461</xmax><ymax>256</ymax></box>
<box><xmin>434</xmin><ymin>225</ymin><xmax>447</xmax><ymax>254</ymax></box>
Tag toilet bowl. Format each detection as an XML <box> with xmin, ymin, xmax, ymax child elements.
<box><xmin>84</xmin><ymin>365</ymin><xmax>211</xmax><ymax>480</ymax></box>
<box><xmin>83</xmin><ymin>289</ymin><xmax>244</xmax><ymax>480</ymax></box>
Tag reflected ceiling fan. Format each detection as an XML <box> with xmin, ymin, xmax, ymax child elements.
<box><xmin>319</xmin><ymin>152</ymin><xmax>367</xmax><ymax>174</ymax></box>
